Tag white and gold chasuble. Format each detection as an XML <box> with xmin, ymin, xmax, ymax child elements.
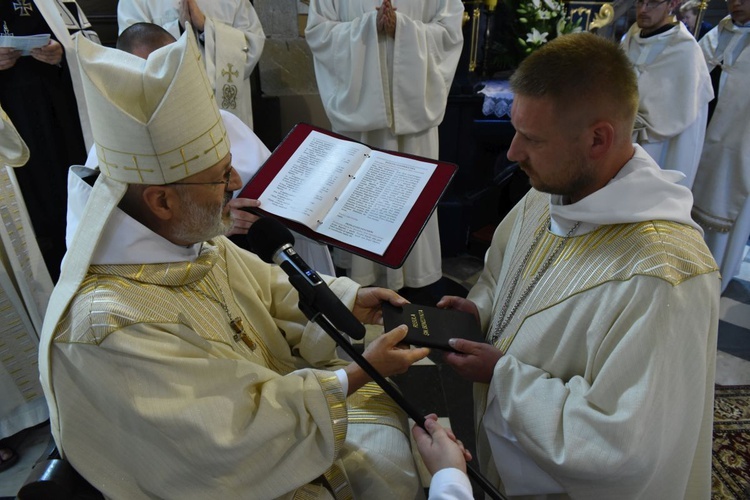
<box><xmin>48</xmin><ymin>237</ymin><xmax>420</xmax><ymax>499</ymax></box>
<box><xmin>469</xmin><ymin>182</ymin><xmax>720</xmax><ymax>498</ymax></box>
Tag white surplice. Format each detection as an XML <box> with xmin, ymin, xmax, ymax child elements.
<box><xmin>692</xmin><ymin>16</ymin><xmax>750</xmax><ymax>291</ymax></box>
<box><xmin>470</xmin><ymin>146</ymin><xmax>719</xmax><ymax>498</ymax></box>
<box><xmin>305</xmin><ymin>0</ymin><xmax>464</xmax><ymax>289</ymax></box>
<box><xmin>622</xmin><ymin>22</ymin><xmax>713</xmax><ymax>188</ymax></box>
<box><xmin>118</xmin><ymin>0</ymin><xmax>265</xmax><ymax>129</ymax></box>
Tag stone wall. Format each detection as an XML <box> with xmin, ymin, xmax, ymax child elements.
<box><xmin>254</xmin><ymin>0</ymin><xmax>330</xmax><ymax>144</ymax></box>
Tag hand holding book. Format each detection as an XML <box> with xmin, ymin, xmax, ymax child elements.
<box><xmin>382</xmin><ymin>302</ymin><xmax>486</xmax><ymax>352</ymax></box>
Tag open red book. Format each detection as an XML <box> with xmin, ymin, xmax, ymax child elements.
<box><xmin>238</xmin><ymin>123</ymin><xmax>457</xmax><ymax>268</ymax></box>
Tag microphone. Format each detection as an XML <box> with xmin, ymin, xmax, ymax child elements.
<box><xmin>246</xmin><ymin>217</ymin><xmax>366</xmax><ymax>340</ymax></box>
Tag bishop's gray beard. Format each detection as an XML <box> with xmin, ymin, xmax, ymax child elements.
<box><xmin>172</xmin><ymin>190</ymin><xmax>233</xmax><ymax>244</ymax></box>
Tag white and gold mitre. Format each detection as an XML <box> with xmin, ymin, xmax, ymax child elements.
<box><xmin>76</xmin><ymin>28</ymin><xmax>229</xmax><ymax>185</ymax></box>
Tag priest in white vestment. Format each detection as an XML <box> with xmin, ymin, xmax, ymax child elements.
<box><xmin>439</xmin><ymin>33</ymin><xmax>719</xmax><ymax>499</ymax></box>
<box><xmin>118</xmin><ymin>0</ymin><xmax>265</xmax><ymax>129</ymax></box>
<box><xmin>0</xmin><ymin>105</ymin><xmax>53</xmax><ymax>471</ymax></box>
<box><xmin>305</xmin><ymin>0</ymin><xmax>464</xmax><ymax>290</ymax></box>
<box><xmin>40</xmin><ymin>30</ymin><xmax>428</xmax><ymax>499</ymax></box>
<box><xmin>621</xmin><ymin>0</ymin><xmax>713</xmax><ymax>188</ymax></box>
<box><xmin>692</xmin><ymin>9</ymin><xmax>750</xmax><ymax>292</ymax></box>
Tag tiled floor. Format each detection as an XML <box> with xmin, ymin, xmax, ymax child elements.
<box><xmin>2</xmin><ymin>247</ymin><xmax>750</xmax><ymax>498</ymax></box>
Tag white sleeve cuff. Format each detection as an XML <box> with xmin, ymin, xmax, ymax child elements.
<box><xmin>335</xmin><ymin>368</ymin><xmax>348</xmax><ymax>395</ymax></box>
<box><xmin>429</xmin><ymin>468</ymin><xmax>472</xmax><ymax>500</ymax></box>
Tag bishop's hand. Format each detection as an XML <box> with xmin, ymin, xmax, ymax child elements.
<box><xmin>344</xmin><ymin>325</ymin><xmax>429</xmax><ymax>395</ymax></box>
<box><xmin>352</xmin><ymin>286</ymin><xmax>407</xmax><ymax>325</ymax></box>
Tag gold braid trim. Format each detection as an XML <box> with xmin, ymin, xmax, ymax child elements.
<box><xmin>299</xmin><ymin>374</ymin><xmax>352</xmax><ymax>500</ymax></box>
<box><xmin>293</xmin><ymin>465</ymin><xmax>353</xmax><ymax>500</ymax></box>
<box><xmin>347</xmin><ymin>382</ymin><xmax>407</xmax><ymax>432</ymax></box>
<box><xmin>292</xmin><ymin>484</ymin><xmax>328</xmax><ymax>500</ymax></box>
<box><xmin>315</xmin><ymin>373</ymin><xmax>348</xmax><ymax>456</ymax></box>
<box><xmin>320</xmin><ymin>463</ymin><xmax>353</xmax><ymax>500</ymax></box>
<box><xmin>52</xmin><ymin>239</ymin><xmax>293</xmax><ymax>374</ymax></box>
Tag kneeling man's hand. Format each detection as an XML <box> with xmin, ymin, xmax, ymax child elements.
<box><xmin>443</xmin><ymin>339</ymin><xmax>503</xmax><ymax>384</ymax></box>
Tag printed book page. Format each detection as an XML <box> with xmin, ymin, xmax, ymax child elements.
<box><xmin>258</xmin><ymin>130</ymin><xmax>370</xmax><ymax>227</ymax></box>
<box><xmin>317</xmin><ymin>151</ymin><xmax>436</xmax><ymax>255</ymax></box>
<box><xmin>257</xmin><ymin>131</ymin><xmax>436</xmax><ymax>255</ymax></box>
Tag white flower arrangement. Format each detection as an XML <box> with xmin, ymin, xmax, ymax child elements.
<box><xmin>516</xmin><ymin>0</ymin><xmax>582</xmax><ymax>54</ymax></box>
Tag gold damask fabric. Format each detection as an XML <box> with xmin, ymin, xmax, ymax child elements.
<box><xmin>47</xmin><ymin>237</ymin><xmax>419</xmax><ymax>499</ymax></box>
<box><xmin>493</xmin><ymin>189</ymin><xmax>718</xmax><ymax>353</ymax></box>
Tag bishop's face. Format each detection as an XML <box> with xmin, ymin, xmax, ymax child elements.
<box><xmin>170</xmin><ymin>153</ymin><xmax>242</xmax><ymax>244</ymax></box>
<box><xmin>507</xmin><ymin>95</ymin><xmax>597</xmax><ymax>204</ymax></box>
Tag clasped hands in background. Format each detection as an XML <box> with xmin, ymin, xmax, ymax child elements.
<box><xmin>0</xmin><ymin>40</ymin><xmax>63</xmax><ymax>70</ymax></box>
<box><xmin>376</xmin><ymin>0</ymin><xmax>397</xmax><ymax>37</ymax></box>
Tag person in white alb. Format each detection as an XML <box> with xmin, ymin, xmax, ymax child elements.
<box><xmin>0</xmin><ymin>104</ymin><xmax>53</xmax><ymax>473</ymax></box>
<box><xmin>439</xmin><ymin>33</ymin><xmax>719</xmax><ymax>498</ymax></box>
<box><xmin>692</xmin><ymin>0</ymin><xmax>750</xmax><ymax>292</ymax></box>
<box><xmin>621</xmin><ymin>0</ymin><xmax>713</xmax><ymax>187</ymax></box>
<box><xmin>118</xmin><ymin>0</ymin><xmax>265</xmax><ymax>129</ymax></box>
<box><xmin>305</xmin><ymin>0</ymin><xmax>464</xmax><ymax>290</ymax></box>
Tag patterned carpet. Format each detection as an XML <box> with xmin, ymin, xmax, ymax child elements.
<box><xmin>713</xmin><ymin>385</ymin><xmax>750</xmax><ymax>499</ymax></box>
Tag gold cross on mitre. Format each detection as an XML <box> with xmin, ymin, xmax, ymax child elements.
<box><xmin>13</xmin><ymin>0</ymin><xmax>33</xmax><ymax>16</ymax></box>
<box><xmin>123</xmin><ymin>155</ymin><xmax>155</xmax><ymax>183</ymax></box>
<box><xmin>203</xmin><ymin>130</ymin><xmax>227</xmax><ymax>161</ymax></box>
<box><xmin>169</xmin><ymin>148</ymin><xmax>200</xmax><ymax>176</ymax></box>
<box><xmin>222</xmin><ymin>63</ymin><xmax>239</xmax><ymax>84</ymax></box>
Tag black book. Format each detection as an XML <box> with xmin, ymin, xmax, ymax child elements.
<box><xmin>382</xmin><ymin>303</ymin><xmax>486</xmax><ymax>352</ymax></box>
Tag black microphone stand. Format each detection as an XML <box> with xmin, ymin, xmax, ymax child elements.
<box><xmin>289</xmin><ymin>275</ymin><xmax>506</xmax><ymax>500</ymax></box>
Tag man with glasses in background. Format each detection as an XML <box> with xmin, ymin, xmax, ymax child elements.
<box><xmin>621</xmin><ymin>0</ymin><xmax>713</xmax><ymax>188</ymax></box>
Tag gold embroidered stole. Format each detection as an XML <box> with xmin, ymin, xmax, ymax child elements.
<box><xmin>493</xmin><ymin>192</ymin><xmax>718</xmax><ymax>353</ymax></box>
<box><xmin>53</xmin><ymin>239</ymin><xmax>293</xmax><ymax>374</ymax></box>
